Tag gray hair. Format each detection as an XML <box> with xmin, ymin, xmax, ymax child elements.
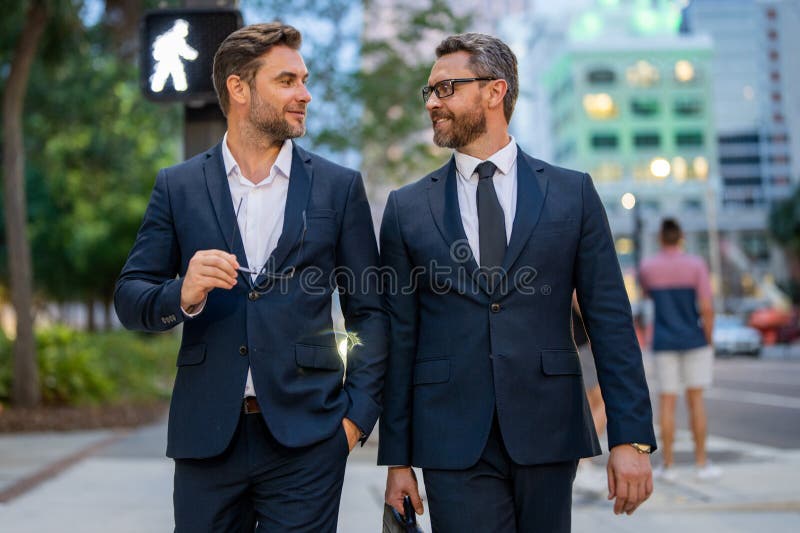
<box><xmin>435</xmin><ymin>33</ymin><xmax>519</xmax><ymax>122</ymax></box>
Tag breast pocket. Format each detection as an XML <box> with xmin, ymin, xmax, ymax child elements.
<box><xmin>305</xmin><ymin>209</ymin><xmax>338</xmax><ymax>243</ymax></box>
<box><xmin>534</xmin><ymin>218</ymin><xmax>576</xmax><ymax>236</ymax></box>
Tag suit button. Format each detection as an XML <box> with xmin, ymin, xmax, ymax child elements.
<box><xmin>491</xmin><ymin>303</ymin><xmax>501</xmax><ymax>313</ymax></box>
<box><xmin>239</xmin><ymin>346</ymin><xmax>248</xmax><ymax>356</ymax></box>
<box><xmin>248</xmin><ymin>291</ymin><xmax>259</xmax><ymax>301</ymax></box>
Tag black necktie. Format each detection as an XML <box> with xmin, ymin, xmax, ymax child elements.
<box><xmin>475</xmin><ymin>161</ymin><xmax>506</xmax><ymax>269</ymax></box>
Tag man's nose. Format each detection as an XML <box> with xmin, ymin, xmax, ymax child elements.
<box><xmin>425</xmin><ymin>92</ymin><xmax>441</xmax><ymax>112</ymax></box>
<box><xmin>297</xmin><ymin>83</ymin><xmax>312</xmax><ymax>103</ymax></box>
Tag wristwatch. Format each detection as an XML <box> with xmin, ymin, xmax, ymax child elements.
<box><xmin>629</xmin><ymin>442</ymin><xmax>652</xmax><ymax>454</ymax></box>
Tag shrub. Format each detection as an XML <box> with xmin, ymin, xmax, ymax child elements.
<box><xmin>0</xmin><ymin>325</ymin><xmax>179</xmax><ymax>406</ymax></box>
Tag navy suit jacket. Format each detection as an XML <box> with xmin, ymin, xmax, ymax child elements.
<box><xmin>377</xmin><ymin>148</ymin><xmax>656</xmax><ymax>469</ymax></box>
<box><xmin>115</xmin><ymin>141</ymin><xmax>387</xmax><ymax>459</ymax></box>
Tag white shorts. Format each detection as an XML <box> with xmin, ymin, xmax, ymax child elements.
<box><xmin>653</xmin><ymin>345</ymin><xmax>714</xmax><ymax>394</ymax></box>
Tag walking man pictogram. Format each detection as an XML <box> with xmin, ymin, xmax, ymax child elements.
<box><xmin>149</xmin><ymin>19</ymin><xmax>199</xmax><ymax>93</ymax></box>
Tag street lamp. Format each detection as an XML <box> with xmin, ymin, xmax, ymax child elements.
<box><xmin>621</xmin><ymin>192</ymin><xmax>642</xmax><ymax>267</ymax></box>
<box><xmin>622</xmin><ymin>191</ymin><xmax>644</xmax><ymax>327</ymax></box>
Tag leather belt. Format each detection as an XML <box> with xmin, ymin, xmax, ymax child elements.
<box><xmin>243</xmin><ymin>397</ymin><xmax>261</xmax><ymax>414</ymax></box>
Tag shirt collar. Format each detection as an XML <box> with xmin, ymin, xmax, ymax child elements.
<box><xmin>221</xmin><ymin>132</ymin><xmax>293</xmax><ymax>183</ymax></box>
<box><xmin>454</xmin><ymin>135</ymin><xmax>517</xmax><ymax>182</ymax></box>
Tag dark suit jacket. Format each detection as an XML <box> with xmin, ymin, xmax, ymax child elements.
<box><xmin>377</xmin><ymin>147</ymin><xmax>656</xmax><ymax>470</ymax></box>
<box><xmin>115</xmin><ymin>141</ymin><xmax>387</xmax><ymax>459</ymax></box>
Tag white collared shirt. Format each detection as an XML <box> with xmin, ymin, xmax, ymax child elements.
<box><xmin>454</xmin><ymin>137</ymin><xmax>518</xmax><ymax>265</ymax></box>
<box><xmin>221</xmin><ymin>132</ymin><xmax>292</xmax><ymax>280</ymax></box>
<box><xmin>218</xmin><ymin>133</ymin><xmax>294</xmax><ymax>398</ymax></box>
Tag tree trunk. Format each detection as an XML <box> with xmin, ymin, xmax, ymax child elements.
<box><xmin>2</xmin><ymin>0</ymin><xmax>48</xmax><ymax>407</ymax></box>
<box><xmin>86</xmin><ymin>298</ymin><xmax>96</xmax><ymax>332</ymax></box>
<box><xmin>103</xmin><ymin>297</ymin><xmax>113</xmax><ymax>331</ymax></box>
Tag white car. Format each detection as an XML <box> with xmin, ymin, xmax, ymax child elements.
<box><xmin>713</xmin><ymin>315</ymin><xmax>762</xmax><ymax>357</ymax></box>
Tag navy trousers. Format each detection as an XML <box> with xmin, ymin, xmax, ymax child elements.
<box><xmin>423</xmin><ymin>416</ymin><xmax>578</xmax><ymax>533</ymax></box>
<box><xmin>173</xmin><ymin>411</ymin><xmax>349</xmax><ymax>532</ymax></box>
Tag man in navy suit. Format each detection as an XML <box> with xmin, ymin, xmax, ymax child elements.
<box><xmin>115</xmin><ymin>23</ymin><xmax>386</xmax><ymax>532</ymax></box>
<box><xmin>379</xmin><ymin>33</ymin><xmax>656</xmax><ymax>532</ymax></box>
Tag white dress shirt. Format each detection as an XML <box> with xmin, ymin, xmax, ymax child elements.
<box><xmin>454</xmin><ymin>137</ymin><xmax>518</xmax><ymax>265</ymax></box>
<box><xmin>184</xmin><ymin>133</ymin><xmax>293</xmax><ymax>398</ymax></box>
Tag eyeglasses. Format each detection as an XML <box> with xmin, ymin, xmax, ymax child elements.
<box><xmin>421</xmin><ymin>77</ymin><xmax>496</xmax><ymax>103</ymax></box>
<box><xmin>230</xmin><ymin>197</ymin><xmax>307</xmax><ymax>294</ymax></box>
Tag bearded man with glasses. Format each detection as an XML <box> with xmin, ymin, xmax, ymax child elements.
<box><xmin>115</xmin><ymin>22</ymin><xmax>386</xmax><ymax>532</ymax></box>
<box><xmin>379</xmin><ymin>33</ymin><xmax>656</xmax><ymax>532</ymax></box>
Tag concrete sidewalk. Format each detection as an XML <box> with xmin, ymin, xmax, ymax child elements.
<box><xmin>0</xmin><ymin>418</ymin><xmax>798</xmax><ymax>532</ymax></box>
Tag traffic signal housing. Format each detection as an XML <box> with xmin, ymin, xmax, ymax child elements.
<box><xmin>140</xmin><ymin>8</ymin><xmax>242</xmax><ymax>103</ymax></box>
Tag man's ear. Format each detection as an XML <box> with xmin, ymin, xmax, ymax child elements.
<box><xmin>486</xmin><ymin>78</ymin><xmax>508</xmax><ymax>112</ymax></box>
<box><xmin>227</xmin><ymin>74</ymin><xmax>249</xmax><ymax>107</ymax></box>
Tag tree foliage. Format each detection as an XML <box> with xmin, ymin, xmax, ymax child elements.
<box><xmin>358</xmin><ymin>0</ymin><xmax>471</xmax><ymax>186</ymax></box>
<box><xmin>243</xmin><ymin>0</ymin><xmax>471</xmax><ymax>185</ymax></box>
<box><xmin>1</xmin><ymin>0</ymin><xmax>180</xmax><ymax>314</ymax></box>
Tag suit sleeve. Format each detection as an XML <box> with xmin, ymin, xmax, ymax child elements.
<box><xmin>114</xmin><ymin>169</ymin><xmax>185</xmax><ymax>332</ymax></box>
<box><xmin>376</xmin><ymin>191</ymin><xmax>418</xmax><ymax>466</ymax></box>
<box><xmin>335</xmin><ymin>172</ymin><xmax>389</xmax><ymax>442</ymax></box>
<box><xmin>573</xmin><ymin>173</ymin><xmax>657</xmax><ymax>451</ymax></box>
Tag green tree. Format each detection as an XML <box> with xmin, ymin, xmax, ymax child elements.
<box><xmin>25</xmin><ymin>20</ymin><xmax>180</xmax><ymax>328</ymax></box>
<box><xmin>359</xmin><ymin>0</ymin><xmax>471</xmax><ymax>186</ymax></box>
<box><xmin>244</xmin><ymin>0</ymin><xmax>471</xmax><ymax>186</ymax></box>
<box><xmin>1</xmin><ymin>0</ymin><xmax>180</xmax><ymax>407</ymax></box>
<box><xmin>2</xmin><ymin>0</ymin><xmax>51</xmax><ymax>407</ymax></box>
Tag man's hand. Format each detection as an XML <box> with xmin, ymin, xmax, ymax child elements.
<box><xmin>341</xmin><ymin>417</ymin><xmax>361</xmax><ymax>452</ymax></box>
<box><xmin>385</xmin><ymin>466</ymin><xmax>424</xmax><ymax>516</ymax></box>
<box><xmin>607</xmin><ymin>444</ymin><xmax>653</xmax><ymax>515</ymax></box>
<box><xmin>180</xmin><ymin>250</ymin><xmax>239</xmax><ymax>311</ymax></box>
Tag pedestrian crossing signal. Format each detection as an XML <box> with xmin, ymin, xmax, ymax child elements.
<box><xmin>140</xmin><ymin>9</ymin><xmax>242</xmax><ymax>103</ymax></box>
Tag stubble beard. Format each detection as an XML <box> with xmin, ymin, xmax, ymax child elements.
<box><xmin>249</xmin><ymin>88</ymin><xmax>306</xmax><ymax>142</ymax></box>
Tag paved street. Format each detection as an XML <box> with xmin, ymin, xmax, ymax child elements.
<box><xmin>650</xmin><ymin>352</ymin><xmax>800</xmax><ymax>450</ymax></box>
<box><xmin>0</xmin><ymin>352</ymin><xmax>798</xmax><ymax>532</ymax></box>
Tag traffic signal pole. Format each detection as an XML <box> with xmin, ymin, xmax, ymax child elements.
<box><xmin>182</xmin><ymin>0</ymin><xmax>238</xmax><ymax>159</ymax></box>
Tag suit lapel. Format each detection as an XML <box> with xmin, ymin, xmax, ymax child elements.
<box><xmin>203</xmin><ymin>143</ymin><xmax>250</xmax><ymax>277</ymax></box>
<box><xmin>427</xmin><ymin>157</ymin><xmax>491</xmax><ymax>295</ymax></box>
<box><xmin>501</xmin><ymin>149</ymin><xmax>547</xmax><ymax>275</ymax></box>
<box><xmin>260</xmin><ymin>141</ymin><xmax>312</xmax><ymax>280</ymax></box>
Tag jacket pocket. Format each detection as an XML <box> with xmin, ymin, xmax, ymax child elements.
<box><xmin>295</xmin><ymin>343</ymin><xmax>343</xmax><ymax>370</ymax></box>
<box><xmin>535</xmin><ymin>219</ymin><xmax>575</xmax><ymax>235</ymax></box>
<box><xmin>176</xmin><ymin>344</ymin><xmax>206</xmax><ymax>367</ymax></box>
<box><xmin>306</xmin><ymin>208</ymin><xmax>338</xmax><ymax>220</ymax></box>
<box><xmin>541</xmin><ymin>349</ymin><xmax>582</xmax><ymax>376</ymax></box>
<box><xmin>413</xmin><ymin>358</ymin><xmax>450</xmax><ymax>385</ymax></box>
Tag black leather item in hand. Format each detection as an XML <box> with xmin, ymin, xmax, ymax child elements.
<box><xmin>382</xmin><ymin>495</ymin><xmax>424</xmax><ymax>533</ymax></box>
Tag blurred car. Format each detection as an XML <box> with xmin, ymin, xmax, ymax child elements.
<box><xmin>748</xmin><ymin>307</ymin><xmax>800</xmax><ymax>345</ymax></box>
<box><xmin>713</xmin><ymin>315</ymin><xmax>762</xmax><ymax>357</ymax></box>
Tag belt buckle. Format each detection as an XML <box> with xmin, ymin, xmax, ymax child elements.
<box><xmin>244</xmin><ymin>397</ymin><xmax>257</xmax><ymax>414</ymax></box>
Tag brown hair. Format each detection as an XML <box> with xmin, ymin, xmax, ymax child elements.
<box><xmin>212</xmin><ymin>22</ymin><xmax>302</xmax><ymax>116</ymax></box>
<box><xmin>435</xmin><ymin>33</ymin><xmax>519</xmax><ymax>122</ymax></box>
<box><xmin>660</xmin><ymin>218</ymin><xmax>683</xmax><ymax>246</ymax></box>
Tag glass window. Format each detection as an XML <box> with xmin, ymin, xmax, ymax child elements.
<box><xmin>592</xmin><ymin>162</ymin><xmax>623</xmax><ymax>182</ymax></box>
<box><xmin>634</xmin><ymin>132</ymin><xmax>660</xmax><ymax>148</ymax></box>
<box><xmin>676</xmin><ymin>131</ymin><xmax>704</xmax><ymax>147</ymax></box>
<box><xmin>683</xmin><ymin>199</ymin><xmax>702</xmax><ymax>211</ymax></box>
<box><xmin>587</xmin><ymin>68</ymin><xmax>616</xmax><ymax>84</ymax></box>
<box><xmin>674</xmin><ymin>98</ymin><xmax>702</xmax><ymax>116</ymax></box>
<box><xmin>626</xmin><ymin>60</ymin><xmax>660</xmax><ymax>87</ymax></box>
<box><xmin>590</xmin><ymin>133</ymin><xmax>619</xmax><ymax>149</ymax></box>
<box><xmin>583</xmin><ymin>93</ymin><xmax>618</xmax><ymax>120</ymax></box>
<box><xmin>674</xmin><ymin>60</ymin><xmax>696</xmax><ymax>83</ymax></box>
<box><xmin>631</xmin><ymin>98</ymin><xmax>660</xmax><ymax>116</ymax></box>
